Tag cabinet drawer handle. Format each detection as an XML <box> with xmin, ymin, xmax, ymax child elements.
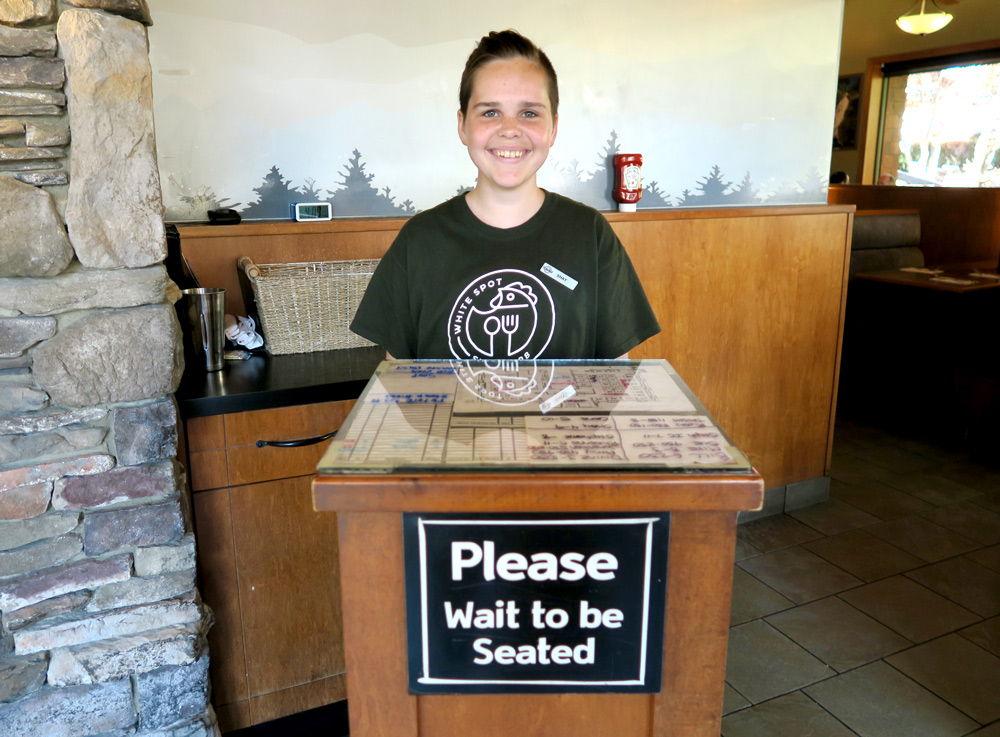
<box><xmin>255</xmin><ymin>430</ymin><xmax>337</xmax><ymax>448</ymax></box>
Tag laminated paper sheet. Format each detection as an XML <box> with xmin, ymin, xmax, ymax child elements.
<box><xmin>320</xmin><ymin>361</ymin><xmax>750</xmax><ymax>472</ymax></box>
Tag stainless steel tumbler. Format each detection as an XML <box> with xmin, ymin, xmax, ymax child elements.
<box><xmin>181</xmin><ymin>288</ymin><xmax>226</xmax><ymax>372</ymax></box>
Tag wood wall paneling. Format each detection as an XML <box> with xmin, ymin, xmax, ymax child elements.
<box><xmin>230</xmin><ymin>475</ymin><xmax>345</xmax><ymax>699</ymax></box>
<box><xmin>226</xmin><ymin>444</ymin><xmax>330</xmax><ymax>489</ymax></box>
<box><xmin>186</xmin><ymin>414</ymin><xmax>226</xmax><ymax>451</ymax></box>
<box><xmin>314</xmin><ymin>474</ymin><xmax>764</xmax><ymax>515</ymax></box>
<box><xmin>420</xmin><ymin>694</ymin><xmax>652</xmax><ymax>737</ymax></box>
<box><xmin>185</xmin><ymin>399</ymin><xmax>354</xmax><ymax>730</ymax></box>
<box><xmin>224</xmin><ymin>400</ymin><xmax>355</xmax><ymax>447</ymax></box>
<box><xmin>619</xmin><ymin>212</ymin><xmax>851</xmax><ymax>485</ymax></box>
<box><xmin>249</xmin><ymin>673</ymin><xmax>348</xmax><ymax>725</ymax></box>
<box><xmin>224</xmin><ymin>401</ymin><xmax>355</xmax><ymax>487</ymax></box>
<box><xmin>213</xmin><ymin>702</ymin><xmax>252</xmax><ymax>734</ymax></box>
<box><xmin>337</xmin><ymin>511</ymin><xmax>418</xmax><ymax>737</ymax></box>
<box><xmin>652</xmin><ymin>511</ymin><xmax>738</xmax><ymax>736</ymax></box>
<box><xmin>178</xmin><ymin>224</ymin><xmax>400</xmax><ymax>316</ymax></box>
<box><xmin>191</xmin><ymin>489</ymin><xmax>248</xmax><ymax>708</ymax></box>
<box><xmin>188</xmin><ymin>449</ymin><xmax>229</xmax><ymax>492</ymax></box>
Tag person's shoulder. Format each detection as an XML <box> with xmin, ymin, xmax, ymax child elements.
<box><xmin>547</xmin><ymin>191</ymin><xmax>602</xmax><ymax>216</ymax></box>
<box><xmin>398</xmin><ymin>194</ymin><xmax>465</xmax><ymax>235</ymax></box>
<box><xmin>546</xmin><ymin>191</ymin><xmax>610</xmax><ymax>224</ymax></box>
<box><xmin>545</xmin><ymin>191</ymin><xmax>615</xmax><ymax>236</ymax></box>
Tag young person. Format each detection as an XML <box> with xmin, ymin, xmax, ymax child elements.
<box><xmin>350</xmin><ymin>30</ymin><xmax>659</xmax><ymax>361</ymax></box>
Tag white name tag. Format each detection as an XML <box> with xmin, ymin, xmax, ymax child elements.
<box><xmin>541</xmin><ymin>263</ymin><xmax>578</xmax><ymax>290</ymax></box>
<box><xmin>539</xmin><ymin>385</ymin><xmax>577</xmax><ymax>413</ymax></box>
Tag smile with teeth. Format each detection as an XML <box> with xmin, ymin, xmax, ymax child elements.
<box><xmin>492</xmin><ymin>149</ymin><xmax>526</xmax><ymax>159</ymax></box>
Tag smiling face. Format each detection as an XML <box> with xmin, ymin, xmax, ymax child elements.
<box><xmin>458</xmin><ymin>56</ymin><xmax>558</xmax><ymax>200</ymax></box>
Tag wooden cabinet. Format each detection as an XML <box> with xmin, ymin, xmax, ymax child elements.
<box><xmin>184</xmin><ymin>400</ymin><xmax>354</xmax><ymax>732</ymax></box>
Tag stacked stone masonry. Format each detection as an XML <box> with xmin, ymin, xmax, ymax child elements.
<box><xmin>0</xmin><ymin>2</ymin><xmax>217</xmax><ymax>736</ymax></box>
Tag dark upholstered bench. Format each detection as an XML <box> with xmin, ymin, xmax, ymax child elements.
<box><xmin>849</xmin><ymin>210</ymin><xmax>924</xmax><ymax>278</ymax></box>
<box><xmin>839</xmin><ymin>210</ymin><xmax>925</xmax><ymax>422</ymax></box>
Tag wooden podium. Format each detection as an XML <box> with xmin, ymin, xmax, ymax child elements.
<box><xmin>313</xmin><ymin>361</ymin><xmax>763</xmax><ymax>737</ymax></box>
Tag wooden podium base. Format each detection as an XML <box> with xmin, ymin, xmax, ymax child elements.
<box><xmin>315</xmin><ymin>473</ymin><xmax>762</xmax><ymax>737</ymax></box>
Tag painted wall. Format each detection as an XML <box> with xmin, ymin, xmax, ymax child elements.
<box><xmin>147</xmin><ymin>0</ymin><xmax>845</xmax><ymax>221</ymax></box>
<box><xmin>832</xmin><ymin>0</ymin><xmax>1000</xmax><ymax>183</ymax></box>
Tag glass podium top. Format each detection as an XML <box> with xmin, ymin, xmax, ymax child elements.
<box><xmin>316</xmin><ymin>360</ymin><xmax>752</xmax><ymax>475</ymax></box>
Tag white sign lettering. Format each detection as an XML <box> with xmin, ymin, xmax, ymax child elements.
<box><xmin>451</xmin><ymin>541</ymin><xmax>618</xmax><ymax>582</ymax></box>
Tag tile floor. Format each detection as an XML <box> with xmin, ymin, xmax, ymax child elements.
<box><xmin>722</xmin><ymin>418</ymin><xmax>1000</xmax><ymax>737</ymax></box>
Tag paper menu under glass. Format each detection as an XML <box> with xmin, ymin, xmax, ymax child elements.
<box><xmin>316</xmin><ymin>360</ymin><xmax>752</xmax><ymax>474</ymax></box>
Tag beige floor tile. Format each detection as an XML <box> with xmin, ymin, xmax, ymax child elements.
<box><xmin>968</xmin><ymin>722</ymin><xmax>1000</xmax><ymax>736</ymax></box>
<box><xmin>884</xmin><ymin>471</ymin><xmax>981</xmax><ymax>506</ymax></box>
<box><xmin>788</xmin><ymin>498</ymin><xmax>880</xmax><ymax>536</ymax></box>
<box><xmin>831</xmin><ymin>422</ymin><xmax>900</xmax><ymax>450</ymax></box>
<box><xmin>973</xmin><ymin>492</ymin><xmax>1000</xmax><ymax>514</ymax></box>
<box><xmin>829</xmin><ymin>454</ymin><xmax>897</xmax><ymax>485</ymax></box>
<box><xmin>938</xmin><ymin>464</ymin><xmax>1000</xmax><ymax>496</ymax></box>
<box><xmin>907</xmin><ymin>557</ymin><xmax>1000</xmax><ymax>618</ymax></box>
<box><xmin>724</xmin><ymin>417</ymin><xmax>1000</xmax><ymax>736</ymax></box>
<box><xmin>730</xmin><ymin>567</ymin><xmax>794</xmax><ymax>626</ymax></box>
<box><xmin>838</xmin><ymin>575</ymin><xmax>980</xmax><ymax>643</ymax></box>
<box><xmin>854</xmin><ymin>444</ymin><xmax>938</xmax><ymax>474</ymax></box>
<box><xmin>766</xmin><ymin>596</ymin><xmax>911</xmax><ymax>672</ymax></box>
<box><xmin>960</xmin><ymin>616</ymin><xmax>1000</xmax><ymax>657</ymax></box>
<box><xmin>804</xmin><ymin>529</ymin><xmax>924</xmax><ymax>582</ymax></box>
<box><xmin>890</xmin><ymin>436</ymin><xmax>968</xmax><ymax>466</ymax></box>
<box><xmin>967</xmin><ymin>544</ymin><xmax>1000</xmax><ymax>573</ymax></box>
<box><xmin>831</xmin><ymin>433</ymin><xmax>868</xmax><ymax>458</ymax></box>
<box><xmin>734</xmin><ymin>537</ymin><xmax>762</xmax><ymax>562</ymax></box>
<box><xmin>721</xmin><ymin>691</ymin><xmax>855</xmax><ymax>737</ymax></box>
<box><xmin>888</xmin><ymin>634</ymin><xmax>1000</xmax><ymax>724</ymax></box>
<box><xmin>921</xmin><ymin>502</ymin><xmax>1000</xmax><ymax>546</ymax></box>
<box><xmin>738</xmin><ymin>546</ymin><xmax>862</xmax><ymax>604</ymax></box>
<box><xmin>722</xmin><ymin>682</ymin><xmax>751</xmax><ymax>716</ymax></box>
<box><xmin>865</xmin><ymin>515</ymin><xmax>979</xmax><ymax>563</ymax></box>
<box><xmin>831</xmin><ymin>478</ymin><xmax>933</xmax><ymax>521</ymax></box>
<box><xmin>736</xmin><ymin>515</ymin><xmax>824</xmax><ymax>554</ymax></box>
<box><xmin>804</xmin><ymin>661</ymin><xmax>979</xmax><ymax>737</ymax></box>
<box><xmin>725</xmin><ymin>620</ymin><xmax>834</xmax><ymax>704</ymax></box>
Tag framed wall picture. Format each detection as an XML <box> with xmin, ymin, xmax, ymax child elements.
<box><xmin>834</xmin><ymin>74</ymin><xmax>863</xmax><ymax>151</ymax></box>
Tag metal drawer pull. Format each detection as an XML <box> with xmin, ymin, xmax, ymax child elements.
<box><xmin>256</xmin><ymin>430</ymin><xmax>337</xmax><ymax>448</ymax></box>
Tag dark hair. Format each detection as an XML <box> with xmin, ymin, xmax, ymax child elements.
<box><xmin>459</xmin><ymin>30</ymin><xmax>559</xmax><ymax>118</ymax></box>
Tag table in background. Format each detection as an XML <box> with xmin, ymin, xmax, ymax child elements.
<box><xmin>852</xmin><ymin>263</ymin><xmax>1000</xmax><ymax>293</ymax></box>
<box><xmin>841</xmin><ymin>264</ymin><xmax>1000</xmax><ymax>442</ymax></box>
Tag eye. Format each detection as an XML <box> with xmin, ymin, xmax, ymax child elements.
<box><xmin>483</xmin><ymin>109</ymin><xmax>499</xmax><ymax>118</ymax></box>
<box><xmin>522</xmin><ymin>110</ymin><xmax>538</xmax><ymax>118</ymax></box>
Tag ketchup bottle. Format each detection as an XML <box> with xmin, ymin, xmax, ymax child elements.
<box><xmin>613</xmin><ymin>153</ymin><xmax>643</xmax><ymax>212</ymax></box>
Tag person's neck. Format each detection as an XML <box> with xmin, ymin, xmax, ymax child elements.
<box><xmin>464</xmin><ymin>185</ymin><xmax>545</xmax><ymax>229</ymax></box>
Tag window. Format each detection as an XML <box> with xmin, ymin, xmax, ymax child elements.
<box><xmin>874</xmin><ymin>49</ymin><xmax>1000</xmax><ymax>187</ymax></box>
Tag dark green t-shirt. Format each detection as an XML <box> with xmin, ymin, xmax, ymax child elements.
<box><xmin>350</xmin><ymin>191</ymin><xmax>660</xmax><ymax>360</ymax></box>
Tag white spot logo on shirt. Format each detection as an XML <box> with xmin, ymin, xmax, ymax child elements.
<box><xmin>450</xmin><ymin>359</ymin><xmax>555</xmax><ymax>406</ymax></box>
<box><xmin>448</xmin><ymin>269</ymin><xmax>555</xmax><ymax>360</ymax></box>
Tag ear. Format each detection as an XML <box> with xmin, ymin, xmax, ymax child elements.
<box><xmin>457</xmin><ymin>109</ymin><xmax>469</xmax><ymax>146</ymax></box>
<box><xmin>550</xmin><ymin>113</ymin><xmax>559</xmax><ymax>146</ymax></box>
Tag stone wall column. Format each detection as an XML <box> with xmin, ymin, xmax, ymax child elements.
<box><xmin>0</xmin><ymin>2</ymin><xmax>217</xmax><ymax>736</ymax></box>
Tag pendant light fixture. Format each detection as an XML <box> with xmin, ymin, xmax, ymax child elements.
<box><xmin>896</xmin><ymin>0</ymin><xmax>954</xmax><ymax>35</ymax></box>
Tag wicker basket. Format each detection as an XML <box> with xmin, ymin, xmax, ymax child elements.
<box><xmin>238</xmin><ymin>256</ymin><xmax>379</xmax><ymax>355</ymax></box>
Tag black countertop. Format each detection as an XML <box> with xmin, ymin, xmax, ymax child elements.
<box><xmin>175</xmin><ymin>346</ymin><xmax>385</xmax><ymax>418</ymax></box>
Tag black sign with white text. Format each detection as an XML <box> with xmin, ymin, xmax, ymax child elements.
<box><xmin>403</xmin><ymin>513</ymin><xmax>670</xmax><ymax>694</ymax></box>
